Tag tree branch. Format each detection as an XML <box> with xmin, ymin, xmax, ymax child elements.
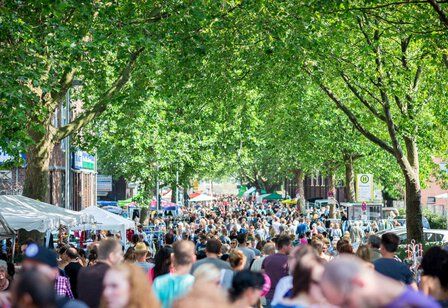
<box><xmin>304</xmin><ymin>67</ymin><xmax>395</xmax><ymax>155</ymax></box>
<box><xmin>340</xmin><ymin>72</ymin><xmax>387</xmax><ymax>122</ymax></box>
<box><xmin>53</xmin><ymin>47</ymin><xmax>144</xmax><ymax>142</ymax></box>
<box><xmin>427</xmin><ymin>0</ymin><xmax>448</xmax><ymax>28</ymax></box>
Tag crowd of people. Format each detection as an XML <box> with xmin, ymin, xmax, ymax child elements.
<box><xmin>0</xmin><ymin>195</ymin><xmax>447</xmax><ymax>308</ymax></box>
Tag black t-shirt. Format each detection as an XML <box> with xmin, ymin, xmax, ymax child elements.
<box><xmin>64</xmin><ymin>262</ymin><xmax>82</xmax><ymax>298</ymax></box>
<box><xmin>373</xmin><ymin>258</ymin><xmax>414</xmax><ymax>285</ymax></box>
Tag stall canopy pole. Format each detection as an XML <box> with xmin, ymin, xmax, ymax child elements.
<box><xmin>11</xmin><ymin>234</ymin><xmax>16</xmax><ymax>263</ymax></box>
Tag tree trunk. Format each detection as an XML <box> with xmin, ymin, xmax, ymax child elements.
<box><xmin>294</xmin><ymin>169</ymin><xmax>305</xmax><ymax>213</ymax></box>
<box><xmin>344</xmin><ymin>154</ymin><xmax>356</xmax><ymax>202</ymax></box>
<box><xmin>402</xmin><ymin>137</ymin><xmax>423</xmax><ymax>243</ymax></box>
<box><xmin>22</xmin><ymin>129</ymin><xmax>54</xmax><ymax>202</ymax></box>
<box><xmin>328</xmin><ymin>169</ymin><xmax>336</xmax><ymax>218</ymax></box>
<box><xmin>170</xmin><ymin>183</ymin><xmax>176</xmax><ymax>203</ymax></box>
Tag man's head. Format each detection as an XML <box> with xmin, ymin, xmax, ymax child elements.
<box><xmin>22</xmin><ymin>244</ymin><xmax>59</xmax><ymax>280</ymax></box>
<box><xmin>380</xmin><ymin>233</ymin><xmax>400</xmax><ymax>255</ymax></box>
<box><xmin>276</xmin><ymin>235</ymin><xmax>292</xmax><ymax>254</ymax></box>
<box><xmin>262</xmin><ymin>242</ymin><xmax>276</xmax><ymax>256</ymax></box>
<box><xmin>237</xmin><ymin>233</ymin><xmax>247</xmax><ymax>245</ymax></box>
<box><xmin>98</xmin><ymin>238</ymin><xmax>123</xmax><ymax>266</ymax></box>
<box><xmin>368</xmin><ymin>235</ymin><xmax>381</xmax><ymax>249</ymax></box>
<box><xmin>173</xmin><ymin>240</ymin><xmax>196</xmax><ymax>267</ymax></box>
<box><xmin>320</xmin><ymin>255</ymin><xmax>376</xmax><ymax>308</ymax></box>
<box><xmin>134</xmin><ymin>242</ymin><xmax>148</xmax><ymax>261</ymax></box>
<box><xmin>66</xmin><ymin>247</ymin><xmax>79</xmax><ymax>261</ymax></box>
<box><xmin>165</xmin><ymin>233</ymin><xmax>175</xmax><ymax>246</ymax></box>
<box><xmin>205</xmin><ymin>238</ymin><xmax>222</xmax><ymax>256</ymax></box>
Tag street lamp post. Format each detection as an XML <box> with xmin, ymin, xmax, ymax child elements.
<box><xmin>64</xmin><ymin>89</ymin><xmax>71</xmax><ymax>209</ymax></box>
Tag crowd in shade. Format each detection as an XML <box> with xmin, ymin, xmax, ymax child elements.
<box><xmin>0</xmin><ymin>195</ymin><xmax>447</xmax><ymax>308</ymax></box>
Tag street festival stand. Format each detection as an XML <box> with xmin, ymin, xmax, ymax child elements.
<box><xmin>73</xmin><ymin>205</ymin><xmax>136</xmax><ymax>248</ymax></box>
<box><xmin>189</xmin><ymin>193</ymin><xmax>216</xmax><ymax>203</ymax></box>
<box><xmin>0</xmin><ymin>195</ymin><xmax>90</xmax><ymax>259</ymax></box>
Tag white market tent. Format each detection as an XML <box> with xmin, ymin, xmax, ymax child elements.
<box><xmin>0</xmin><ymin>195</ymin><xmax>88</xmax><ymax>233</ymax></box>
<box><xmin>435</xmin><ymin>193</ymin><xmax>448</xmax><ymax>199</ymax></box>
<box><xmin>189</xmin><ymin>194</ymin><xmax>216</xmax><ymax>202</ymax></box>
<box><xmin>0</xmin><ymin>212</ymin><xmax>15</xmax><ymax>240</ymax></box>
<box><xmin>74</xmin><ymin>205</ymin><xmax>135</xmax><ymax>235</ymax></box>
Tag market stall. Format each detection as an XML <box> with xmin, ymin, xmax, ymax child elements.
<box><xmin>73</xmin><ymin>205</ymin><xmax>136</xmax><ymax>247</ymax></box>
<box><xmin>0</xmin><ymin>195</ymin><xmax>88</xmax><ymax>232</ymax></box>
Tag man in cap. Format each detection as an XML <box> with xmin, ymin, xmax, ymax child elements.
<box><xmin>22</xmin><ymin>243</ymin><xmax>74</xmax><ymax>299</ymax></box>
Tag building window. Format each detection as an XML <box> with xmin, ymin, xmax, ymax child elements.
<box><xmin>427</xmin><ymin>197</ymin><xmax>436</xmax><ymax>204</ymax></box>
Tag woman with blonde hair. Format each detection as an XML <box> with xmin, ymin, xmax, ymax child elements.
<box><xmin>229</xmin><ymin>249</ymin><xmax>247</xmax><ymax>271</ymax></box>
<box><xmin>101</xmin><ymin>263</ymin><xmax>160</xmax><ymax>308</ymax></box>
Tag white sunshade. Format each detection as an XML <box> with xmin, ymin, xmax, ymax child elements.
<box><xmin>435</xmin><ymin>193</ymin><xmax>448</xmax><ymax>199</ymax></box>
<box><xmin>0</xmin><ymin>212</ymin><xmax>15</xmax><ymax>239</ymax></box>
<box><xmin>189</xmin><ymin>194</ymin><xmax>216</xmax><ymax>202</ymax></box>
<box><xmin>0</xmin><ymin>195</ymin><xmax>89</xmax><ymax>232</ymax></box>
<box><xmin>74</xmin><ymin>205</ymin><xmax>136</xmax><ymax>231</ymax></box>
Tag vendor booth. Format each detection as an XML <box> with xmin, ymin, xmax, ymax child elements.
<box><xmin>189</xmin><ymin>194</ymin><xmax>216</xmax><ymax>202</ymax></box>
<box><xmin>0</xmin><ymin>195</ymin><xmax>87</xmax><ymax>232</ymax></box>
<box><xmin>0</xmin><ymin>212</ymin><xmax>14</xmax><ymax>240</ymax></box>
<box><xmin>73</xmin><ymin>206</ymin><xmax>136</xmax><ymax>247</ymax></box>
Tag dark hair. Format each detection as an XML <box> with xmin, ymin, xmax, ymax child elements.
<box><xmin>229</xmin><ymin>270</ymin><xmax>265</xmax><ymax>301</ymax></box>
<box><xmin>381</xmin><ymin>233</ymin><xmax>400</xmax><ymax>253</ymax></box>
<box><xmin>165</xmin><ymin>233</ymin><xmax>175</xmax><ymax>245</ymax></box>
<box><xmin>12</xmin><ymin>269</ymin><xmax>57</xmax><ymax>308</ymax></box>
<box><xmin>237</xmin><ymin>233</ymin><xmax>247</xmax><ymax>245</ymax></box>
<box><xmin>88</xmin><ymin>247</ymin><xmax>98</xmax><ymax>265</ymax></box>
<box><xmin>291</xmin><ymin>253</ymin><xmax>323</xmax><ymax>297</ymax></box>
<box><xmin>338</xmin><ymin>243</ymin><xmax>354</xmax><ymax>254</ymax></box>
<box><xmin>131</xmin><ymin>234</ymin><xmax>140</xmax><ymax>245</ymax></box>
<box><xmin>77</xmin><ymin>248</ymin><xmax>86</xmax><ymax>259</ymax></box>
<box><xmin>421</xmin><ymin>246</ymin><xmax>448</xmax><ymax>289</ymax></box>
<box><xmin>276</xmin><ymin>235</ymin><xmax>291</xmax><ymax>250</ymax></box>
<box><xmin>153</xmin><ymin>246</ymin><xmax>173</xmax><ymax>278</ymax></box>
<box><xmin>124</xmin><ymin>247</ymin><xmax>136</xmax><ymax>263</ymax></box>
<box><xmin>336</xmin><ymin>239</ymin><xmax>350</xmax><ymax>253</ymax></box>
<box><xmin>368</xmin><ymin>235</ymin><xmax>381</xmax><ymax>249</ymax></box>
<box><xmin>206</xmin><ymin>238</ymin><xmax>222</xmax><ymax>254</ymax></box>
<box><xmin>98</xmin><ymin>239</ymin><xmax>120</xmax><ymax>260</ymax></box>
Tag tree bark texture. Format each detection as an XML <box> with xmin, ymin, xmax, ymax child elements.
<box><xmin>294</xmin><ymin>169</ymin><xmax>306</xmax><ymax>213</ymax></box>
<box><xmin>344</xmin><ymin>154</ymin><xmax>356</xmax><ymax>202</ymax></box>
<box><xmin>22</xmin><ymin>129</ymin><xmax>54</xmax><ymax>202</ymax></box>
<box><xmin>328</xmin><ymin>169</ymin><xmax>336</xmax><ymax>218</ymax></box>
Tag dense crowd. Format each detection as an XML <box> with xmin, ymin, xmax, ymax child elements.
<box><xmin>0</xmin><ymin>195</ymin><xmax>447</xmax><ymax>308</ymax></box>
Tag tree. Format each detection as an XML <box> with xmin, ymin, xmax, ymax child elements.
<box><xmin>0</xmin><ymin>1</ymin><xmax>243</xmax><ymax>201</ymax></box>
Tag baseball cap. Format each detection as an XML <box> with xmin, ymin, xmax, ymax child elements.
<box><xmin>24</xmin><ymin>244</ymin><xmax>58</xmax><ymax>268</ymax></box>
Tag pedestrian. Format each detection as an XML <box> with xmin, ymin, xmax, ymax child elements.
<box><xmin>64</xmin><ymin>247</ymin><xmax>83</xmax><ymax>298</ymax></box>
<box><xmin>22</xmin><ymin>244</ymin><xmax>74</xmax><ymax>299</ymax></box>
<box><xmin>150</xmin><ymin>246</ymin><xmax>173</xmax><ymax>281</ymax></box>
<box><xmin>152</xmin><ymin>240</ymin><xmax>196</xmax><ymax>308</ymax></box>
<box><xmin>237</xmin><ymin>233</ymin><xmax>256</xmax><ymax>269</ymax></box>
<box><xmin>373</xmin><ymin>233</ymin><xmax>416</xmax><ymax>289</ymax></box>
<box><xmin>101</xmin><ymin>263</ymin><xmax>160</xmax><ymax>308</ymax></box>
<box><xmin>320</xmin><ymin>255</ymin><xmax>439</xmax><ymax>308</ymax></box>
<box><xmin>367</xmin><ymin>234</ymin><xmax>382</xmax><ymax>262</ymax></box>
<box><xmin>273</xmin><ymin>250</ymin><xmax>326</xmax><ymax>307</ymax></box>
<box><xmin>191</xmin><ymin>238</ymin><xmax>232</xmax><ymax>273</ymax></box>
<box><xmin>420</xmin><ymin>246</ymin><xmax>448</xmax><ymax>307</ymax></box>
<box><xmin>77</xmin><ymin>238</ymin><xmax>123</xmax><ymax>308</ymax></box>
<box><xmin>0</xmin><ymin>260</ymin><xmax>10</xmax><ymax>291</ymax></box>
<box><xmin>134</xmin><ymin>242</ymin><xmax>154</xmax><ymax>273</ymax></box>
<box><xmin>10</xmin><ymin>269</ymin><xmax>57</xmax><ymax>308</ymax></box>
<box><xmin>262</xmin><ymin>235</ymin><xmax>292</xmax><ymax>307</ymax></box>
<box><xmin>229</xmin><ymin>270</ymin><xmax>265</xmax><ymax>308</ymax></box>
<box><xmin>229</xmin><ymin>249</ymin><xmax>247</xmax><ymax>271</ymax></box>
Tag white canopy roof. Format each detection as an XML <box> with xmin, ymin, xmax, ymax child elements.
<box><xmin>74</xmin><ymin>206</ymin><xmax>135</xmax><ymax>231</ymax></box>
<box><xmin>0</xmin><ymin>212</ymin><xmax>15</xmax><ymax>240</ymax></box>
<box><xmin>189</xmin><ymin>194</ymin><xmax>216</xmax><ymax>202</ymax></box>
<box><xmin>0</xmin><ymin>195</ymin><xmax>88</xmax><ymax>232</ymax></box>
<box><xmin>435</xmin><ymin>193</ymin><xmax>448</xmax><ymax>199</ymax></box>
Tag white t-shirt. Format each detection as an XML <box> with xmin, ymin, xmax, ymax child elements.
<box><xmin>271</xmin><ymin>275</ymin><xmax>293</xmax><ymax>306</ymax></box>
